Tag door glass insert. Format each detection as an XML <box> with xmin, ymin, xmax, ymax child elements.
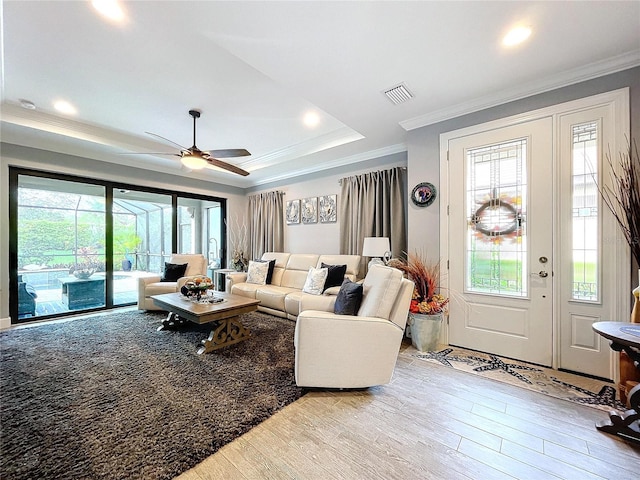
<box><xmin>571</xmin><ymin>121</ymin><xmax>599</xmax><ymax>302</ymax></box>
<box><xmin>466</xmin><ymin>139</ymin><xmax>527</xmax><ymax>296</ymax></box>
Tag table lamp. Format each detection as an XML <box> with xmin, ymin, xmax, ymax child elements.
<box><xmin>362</xmin><ymin>237</ymin><xmax>391</xmax><ymax>269</ymax></box>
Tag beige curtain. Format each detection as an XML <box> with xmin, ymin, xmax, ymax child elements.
<box><xmin>339</xmin><ymin>166</ymin><xmax>406</xmax><ymax>273</ymax></box>
<box><xmin>248</xmin><ymin>190</ymin><xmax>284</xmax><ymax>260</ymax></box>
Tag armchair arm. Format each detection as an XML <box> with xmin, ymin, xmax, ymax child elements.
<box><xmin>294</xmin><ymin>310</ymin><xmax>404</xmax><ymax>388</ymax></box>
<box><xmin>137</xmin><ymin>273</ymin><xmax>161</xmax><ymax>307</ymax></box>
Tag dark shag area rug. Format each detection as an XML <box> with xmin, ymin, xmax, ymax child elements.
<box><xmin>0</xmin><ymin>310</ymin><xmax>304</xmax><ymax>480</ymax></box>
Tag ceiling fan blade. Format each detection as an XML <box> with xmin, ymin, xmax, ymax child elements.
<box><xmin>145</xmin><ymin>131</ymin><xmax>189</xmax><ymax>150</ymax></box>
<box><xmin>205</xmin><ymin>148</ymin><xmax>251</xmax><ymax>158</ymax></box>
<box><xmin>119</xmin><ymin>152</ymin><xmax>181</xmax><ymax>156</ymax></box>
<box><xmin>205</xmin><ymin>157</ymin><xmax>250</xmax><ymax>176</ymax></box>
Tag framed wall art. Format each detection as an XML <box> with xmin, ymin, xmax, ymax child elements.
<box><xmin>319</xmin><ymin>194</ymin><xmax>337</xmax><ymax>223</ymax></box>
<box><xmin>411</xmin><ymin>182</ymin><xmax>437</xmax><ymax>207</ymax></box>
<box><xmin>301</xmin><ymin>197</ymin><xmax>318</xmax><ymax>224</ymax></box>
<box><xmin>286</xmin><ymin>199</ymin><xmax>300</xmax><ymax>224</ymax></box>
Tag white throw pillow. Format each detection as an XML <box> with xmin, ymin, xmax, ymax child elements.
<box><xmin>302</xmin><ymin>267</ymin><xmax>328</xmax><ymax>295</ymax></box>
<box><xmin>246</xmin><ymin>260</ymin><xmax>269</xmax><ymax>285</ymax></box>
<box><xmin>357</xmin><ymin>265</ymin><xmax>403</xmax><ymax>319</ymax></box>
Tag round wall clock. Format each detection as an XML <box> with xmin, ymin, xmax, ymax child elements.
<box><xmin>411</xmin><ymin>182</ymin><xmax>437</xmax><ymax>207</ymax></box>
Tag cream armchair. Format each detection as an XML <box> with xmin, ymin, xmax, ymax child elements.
<box><xmin>294</xmin><ymin>265</ymin><xmax>414</xmax><ymax>389</ymax></box>
<box><xmin>137</xmin><ymin>254</ymin><xmax>207</xmax><ymax>310</ymax></box>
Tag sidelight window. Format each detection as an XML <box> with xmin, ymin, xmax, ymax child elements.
<box><xmin>571</xmin><ymin>121</ymin><xmax>600</xmax><ymax>302</ymax></box>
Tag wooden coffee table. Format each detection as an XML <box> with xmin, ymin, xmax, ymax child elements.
<box><xmin>151</xmin><ymin>292</ymin><xmax>260</xmax><ymax>354</ymax></box>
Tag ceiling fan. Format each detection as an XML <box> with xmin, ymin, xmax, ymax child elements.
<box><xmin>124</xmin><ymin>109</ymin><xmax>251</xmax><ymax>176</ymax></box>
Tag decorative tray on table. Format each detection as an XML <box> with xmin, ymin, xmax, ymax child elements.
<box><xmin>180</xmin><ymin>276</ymin><xmax>225</xmax><ymax>304</ymax></box>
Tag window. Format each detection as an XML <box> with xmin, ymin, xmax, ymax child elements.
<box><xmin>571</xmin><ymin>121</ymin><xmax>600</xmax><ymax>301</ymax></box>
<box><xmin>465</xmin><ymin>139</ymin><xmax>528</xmax><ymax>296</ymax></box>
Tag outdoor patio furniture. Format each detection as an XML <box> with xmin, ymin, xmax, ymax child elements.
<box><xmin>18</xmin><ymin>274</ymin><xmax>37</xmax><ymax>316</ymax></box>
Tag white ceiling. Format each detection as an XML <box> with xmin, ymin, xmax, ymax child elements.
<box><xmin>2</xmin><ymin>1</ymin><xmax>639</xmax><ymax>188</ymax></box>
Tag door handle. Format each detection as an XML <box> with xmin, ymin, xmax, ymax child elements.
<box><xmin>533</xmin><ymin>270</ymin><xmax>549</xmax><ymax>278</ymax></box>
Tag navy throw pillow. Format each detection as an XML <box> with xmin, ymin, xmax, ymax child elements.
<box><xmin>322</xmin><ymin>262</ymin><xmax>347</xmax><ymax>291</ymax></box>
<box><xmin>334</xmin><ymin>279</ymin><xmax>363</xmax><ymax>315</ymax></box>
<box><xmin>254</xmin><ymin>259</ymin><xmax>276</xmax><ymax>284</ymax></box>
<box><xmin>161</xmin><ymin>262</ymin><xmax>188</xmax><ymax>282</ymax></box>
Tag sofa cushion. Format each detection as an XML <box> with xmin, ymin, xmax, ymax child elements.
<box><xmin>334</xmin><ymin>279</ymin><xmax>363</xmax><ymax>315</ymax></box>
<box><xmin>260</xmin><ymin>253</ymin><xmax>290</xmax><ymax>286</ymax></box>
<box><xmin>169</xmin><ymin>254</ymin><xmax>207</xmax><ymax>277</ymax></box>
<box><xmin>290</xmin><ymin>291</ymin><xmax>338</xmax><ymax>316</ymax></box>
<box><xmin>257</xmin><ymin>286</ymin><xmax>298</xmax><ymax>311</ymax></box>
<box><xmin>253</xmin><ymin>259</ymin><xmax>276</xmax><ymax>284</ymax></box>
<box><xmin>161</xmin><ymin>262</ymin><xmax>187</xmax><ymax>282</ymax></box>
<box><xmin>302</xmin><ymin>267</ymin><xmax>328</xmax><ymax>295</ymax></box>
<box><xmin>231</xmin><ymin>283</ymin><xmax>260</xmax><ymax>299</ymax></box>
<box><xmin>357</xmin><ymin>265</ymin><xmax>403</xmax><ymax>319</ymax></box>
<box><xmin>321</xmin><ymin>262</ymin><xmax>347</xmax><ymax>291</ymax></box>
<box><xmin>246</xmin><ymin>260</ymin><xmax>270</xmax><ymax>285</ymax></box>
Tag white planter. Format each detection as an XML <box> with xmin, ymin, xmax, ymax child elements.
<box><xmin>408</xmin><ymin>312</ymin><xmax>443</xmax><ymax>352</ymax></box>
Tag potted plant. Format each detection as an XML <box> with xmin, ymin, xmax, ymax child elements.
<box><xmin>391</xmin><ymin>251</ymin><xmax>449</xmax><ymax>352</ymax></box>
<box><xmin>114</xmin><ymin>231</ymin><xmax>141</xmax><ymax>271</ymax></box>
<box><xmin>70</xmin><ymin>246</ymin><xmax>101</xmax><ymax>279</ymax></box>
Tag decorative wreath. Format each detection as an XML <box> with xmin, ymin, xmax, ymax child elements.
<box><xmin>471</xmin><ymin>198</ymin><xmax>522</xmax><ymax>237</ymax></box>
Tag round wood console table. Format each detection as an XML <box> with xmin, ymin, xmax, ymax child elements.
<box><xmin>592</xmin><ymin>321</ymin><xmax>640</xmax><ymax>445</ymax></box>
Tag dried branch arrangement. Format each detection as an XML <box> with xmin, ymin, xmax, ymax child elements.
<box><xmin>599</xmin><ymin>139</ymin><xmax>640</xmax><ymax>266</ymax></box>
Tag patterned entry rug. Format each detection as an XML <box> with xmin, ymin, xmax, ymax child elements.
<box><xmin>413</xmin><ymin>346</ymin><xmax>627</xmax><ymax>413</ymax></box>
<box><xmin>0</xmin><ymin>310</ymin><xmax>304</xmax><ymax>480</ymax></box>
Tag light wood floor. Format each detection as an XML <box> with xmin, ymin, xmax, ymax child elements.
<box><xmin>178</xmin><ymin>343</ymin><xmax>640</xmax><ymax>480</ymax></box>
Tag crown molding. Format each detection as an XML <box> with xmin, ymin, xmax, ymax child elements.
<box><xmin>239</xmin><ymin>126</ymin><xmax>364</xmax><ymax>170</ymax></box>
<box><xmin>249</xmin><ymin>143</ymin><xmax>406</xmax><ymax>187</ymax></box>
<box><xmin>400</xmin><ymin>51</ymin><xmax>640</xmax><ymax>131</ymax></box>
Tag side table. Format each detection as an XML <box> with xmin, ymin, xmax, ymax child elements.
<box><xmin>592</xmin><ymin>321</ymin><xmax>640</xmax><ymax>445</ymax></box>
<box><xmin>212</xmin><ymin>268</ymin><xmax>236</xmax><ymax>292</ymax></box>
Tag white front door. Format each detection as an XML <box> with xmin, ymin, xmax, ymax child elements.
<box><xmin>442</xmin><ymin>90</ymin><xmax>629</xmax><ymax>378</ymax></box>
<box><xmin>447</xmin><ymin>118</ymin><xmax>554</xmax><ymax>366</ymax></box>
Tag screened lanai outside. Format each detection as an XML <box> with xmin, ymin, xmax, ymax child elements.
<box><xmin>15</xmin><ymin>177</ymin><xmax>172</xmax><ymax>319</ymax></box>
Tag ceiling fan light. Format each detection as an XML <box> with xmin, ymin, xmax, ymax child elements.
<box><xmin>181</xmin><ymin>155</ymin><xmax>207</xmax><ymax>170</ymax></box>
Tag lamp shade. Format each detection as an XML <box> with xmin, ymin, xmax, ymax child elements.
<box><xmin>362</xmin><ymin>237</ymin><xmax>390</xmax><ymax>257</ymax></box>
<box><xmin>181</xmin><ymin>154</ymin><xmax>207</xmax><ymax>170</ymax></box>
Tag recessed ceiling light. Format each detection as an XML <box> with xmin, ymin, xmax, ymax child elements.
<box><xmin>92</xmin><ymin>0</ymin><xmax>125</xmax><ymax>22</ymax></box>
<box><xmin>53</xmin><ymin>100</ymin><xmax>77</xmax><ymax>115</ymax></box>
<box><xmin>503</xmin><ymin>26</ymin><xmax>532</xmax><ymax>47</ymax></box>
<box><xmin>19</xmin><ymin>99</ymin><xmax>36</xmax><ymax>110</ymax></box>
<box><xmin>303</xmin><ymin>112</ymin><xmax>320</xmax><ymax>128</ymax></box>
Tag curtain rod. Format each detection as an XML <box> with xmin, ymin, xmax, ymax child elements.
<box><xmin>338</xmin><ymin>166</ymin><xmax>407</xmax><ymax>185</ymax></box>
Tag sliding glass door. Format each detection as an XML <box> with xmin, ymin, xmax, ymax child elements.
<box><xmin>15</xmin><ymin>176</ymin><xmax>106</xmax><ymax>318</ymax></box>
<box><xmin>112</xmin><ymin>189</ymin><xmax>172</xmax><ymax>307</ymax></box>
<box><xmin>9</xmin><ymin>168</ymin><xmax>226</xmax><ymax>323</ymax></box>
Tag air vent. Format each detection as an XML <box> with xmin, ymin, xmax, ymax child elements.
<box><xmin>383</xmin><ymin>83</ymin><xmax>414</xmax><ymax>105</ymax></box>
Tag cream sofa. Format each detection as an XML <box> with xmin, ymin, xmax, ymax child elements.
<box><xmin>137</xmin><ymin>253</ymin><xmax>207</xmax><ymax>310</ymax></box>
<box><xmin>227</xmin><ymin>252</ymin><xmax>361</xmax><ymax>320</ymax></box>
<box><xmin>294</xmin><ymin>264</ymin><xmax>414</xmax><ymax>388</ymax></box>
